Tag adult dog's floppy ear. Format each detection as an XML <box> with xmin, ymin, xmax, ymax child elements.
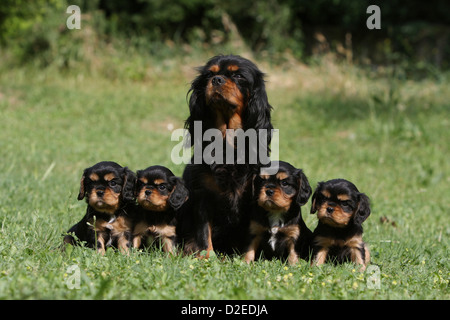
<box><xmin>121</xmin><ymin>167</ymin><xmax>137</xmax><ymax>202</ymax></box>
<box><xmin>77</xmin><ymin>169</ymin><xmax>87</xmax><ymax>201</ymax></box>
<box><xmin>185</xmin><ymin>71</ymin><xmax>213</xmax><ymax>147</ymax></box>
<box><xmin>244</xmin><ymin>82</ymin><xmax>273</xmax><ymax>149</ymax></box>
<box><xmin>295</xmin><ymin>169</ymin><xmax>311</xmax><ymax>206</ymax></box>
<box><xmin>310</xmin><ymin>182</ymin><xmax>323</xmax><ymax>214</ymax></box>
<box><xmin>354</xmin><ymin>193</ymin><xmax>371</xmax><ymax>225</ymax></box>
<box><xmin>168</xmin><ymin>176</ymin><xmax>189</xmax><ymax>210</ymax></box>
<box><xmin>251</xmin><ymin>173</ymin><xmax>258</xmax><ymax>198</ymax></box>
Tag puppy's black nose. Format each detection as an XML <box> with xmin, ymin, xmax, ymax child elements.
<box><xmin>145</xmin><ymin>190</ymin><xmax>152</xmax><ymax>196</ymax></box>
<box><xmin>96</xmin><ymin>190</ymin><xmax>104</xmax><ymax>198</ymax></box>
<box><xmin>326</xmin><ymin>207</ymin><xmax>334</xmax><ymax>214</ymax></box>
<box><xmin>212</xmin><ymin>75</ymin><xmax>225</xmax><ymax>86</ymax></box>
<box><xmin>265</xmin><ymin>189</ymin><xmax>274</xmax><ymax>197</ymax></box>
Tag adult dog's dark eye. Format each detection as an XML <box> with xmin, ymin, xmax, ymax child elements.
<box><xmin>233</xmin><ymin>73</ymin><xmax>243</xmax><ymax>79</ymax></box>
<box><xmin>281</xmin><ymin>180</ymin><xmax>288</xmax><ymax>187</ymax></box>
<box><xmin>158</xmin><ymin>185</ymin><xmax>166</xmax><ymax>191</ymax></box>
<box><xmin>109</xmin><ymin>181</ymin><xmax>117</xmax><ymax>187</ymax></box>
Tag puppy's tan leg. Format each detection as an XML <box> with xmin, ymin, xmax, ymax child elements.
<box><xmin>244</xmin><ymin>235</ymin><xmax>262</xmax><ymax>264</ymax></box>
<box><xmin>132</xmin><ymin>221</ymin><xmax>148</xmax><ymax>249</ymax></box>
<box><xmin>287</xmin><ymin>241</ymin><xmax>299</xmax><ymax>265</ymax></box>
<box><xmin>350</xmin><ymin>246</ymin><xmax>368</xmax><ymax>271</ymax></box>
<box><xmin>132</xmin><ymin>235</ymin><xmax>142</xmax><ymax>249</ymax></box>
<box><xmin>117</xmin><ymin>234</ymin><xmax>130</xmax><ymax>255</ymax></box>
<box><xmin>162</xmin><ymin>236</ymin><xmax>174</xmax><ymax>255</ymax></box>
<box><xmin>312</xmin><ymin>247</ymin><xmax>328</xmax><ymax>266</ymax></box>
<box><xmin>97</xmin><ymin>233</ymin><xmax>107</xmax><ymax>255</ymax></box>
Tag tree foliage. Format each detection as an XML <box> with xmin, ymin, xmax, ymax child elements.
<box><xmin>0</xmin><ymin>0</ymin><xmax>448</xmax><ymax>69</ymax></box>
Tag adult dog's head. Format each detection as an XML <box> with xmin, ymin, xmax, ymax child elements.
<box><xmin>185</xmin><ymin>55</ymin><xmax>273</xmax><ymax>142</ymax></box>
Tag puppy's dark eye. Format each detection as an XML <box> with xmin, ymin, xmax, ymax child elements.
<box><xmin>158</xmin><ymin>185</ymin><xmax>166</xmax><ymax>191</ymax></box>
<box><xmin>341</xmin><ymin>201</ymin><xmax>353</xmax><ymax>209</ymax></box>
<box><xmin>233</xmin><ymin>73</ymin><xmax>244</xmax><ymax>80</ymax></box>
<box><xmin>109</xmin><ymin>181</ymin><xmax>117</xmax><ymax>187</ymax></box>
<box><xmin>280</xmin><ymin>180</ymin><xmax>288</xmax><ymax>187</ymax></box>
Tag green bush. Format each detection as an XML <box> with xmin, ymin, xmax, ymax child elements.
<box><xmin>1</xmin><ymin>0</ymin><xmax>448</xmax><ymax>70</ymax></box>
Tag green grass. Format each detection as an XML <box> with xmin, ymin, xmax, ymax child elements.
<box><xmin>0</xmin><ymin>59</ymin><xmax>448</xmax><ymax>300</ymax></box>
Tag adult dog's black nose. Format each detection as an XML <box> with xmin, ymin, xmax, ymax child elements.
<box><xmin>145</xmin><ymin>190</ymin><xmax>152</xmax><ymax>196</ymax></box>
<box><xmin>265</xmin><ymin>189</ymin><xmax>274</xmax><ymax>197</ymax></box>
<box><xmin>326</xmin><ymin>206</ymin><xmax>334</xmax><ymax>214</ymax></box>
<box><xmin>212</xmin><ymin>75</ymin><xmax>225</xmax><ymax>86</ymax></box>
<box><xmin>96</xmin><ymin>190</ymin><xmax>104</xmax><ymax>198</ymax></box>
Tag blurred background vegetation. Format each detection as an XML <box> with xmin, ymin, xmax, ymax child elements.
<box><xmin>0</xmin><ymin>0</ymin><xmax>449</xmax><ymax>77</ymax></box>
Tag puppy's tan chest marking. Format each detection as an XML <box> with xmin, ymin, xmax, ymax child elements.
<box><xmin>247</xmin><ymin>220</ymin><xmax>300</xmax><ymax>265</ymax></box>
<box><xmin>250</xmin><ymin>220</ymin><xmax>300</xmax><ymax>251</ymax></box>
<box><xmin>314</xmin><ymin>235</ymin><xmax>363</xmax><ymax>249</ymax></box>
<box><xmin>108</xmin><ymin>216</ymin><xmax>132</xmax><ymax>235</ymax></box>
<box><xmin>313</xmin><ymin>234</ymin><xmax>368</xmax><ymax>268</ymax></box>
<box><xmin>134</xmin><ymin>221</ymin><xmax>175</xmax><ymax>238</ymax></box>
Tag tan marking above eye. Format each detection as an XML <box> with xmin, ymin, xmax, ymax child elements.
<box><xmin>153</xmin><ymin>179</ymin><xmax>165</xmax><ymax>185</ymax></box>
<box><xmin>276</xmin><ymin>172</ymin><xmax>289</xmax><ymax>180</ymax></box>
<box><xmin>89</xmin><ymin>173</ymin><xmax>99</xmax><ymax>181</ymax></box>
<box><xmin>104</xmin><ymin>173</ymin><xmax>116</xmax><ymax>181</ymax></box>
<box><xmin>139</xmin><ymin>177</ymin><xmax>148</xmax><ymax>184</ymax></box>
<box><xmin>321</xmin><ymin>190</ymin><xmax>331</xmax><ymax>198</ymax></box>
<box><xmin>227</xmin><ymin>64</ymin><xmax>239</xmax><ymax>72</ymax></box>
<box><xmin>337</xmin><ymin>194</ymin><xmax>350</xmax><ymax>201</ymax></box>
<box><xmin>259</xmin><ymin>174</ymin><xmax>270</xmax><ymax>180</ymax></box>
<box><xmin>209</xmin><ymin>65</ymin><xmax>220</xmax><ymax>73</ymax></box>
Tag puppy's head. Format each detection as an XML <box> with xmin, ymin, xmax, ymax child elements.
<box><xmin>310</xmin><ymin>179</ymin><xmax>371</xmax><ymax>228</ymax></box>
<box><xmin>253</xmin><ymin>161</ymin><xmax>311</xmax><ymax>214</ymax></box>
<box><xmin>186</xmin><ymin>55</ymin><xmax>272</xmax><ymax>139</ymax></box>
<box><xmin>78</xmin><ymin>161</ymin><xmax>136</xmax><ymax>214</ymax></box>
<box><xmin>136</xmin><ymin>166</ymin><xmax>189</xmax><ymax>212</ymax></box>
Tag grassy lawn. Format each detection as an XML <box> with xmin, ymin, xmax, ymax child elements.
<box><xmin>0</xmin><ymin>58</ymin><xmax>448</xmax><ymax>299</ymax></box>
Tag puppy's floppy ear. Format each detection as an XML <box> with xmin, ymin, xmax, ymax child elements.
<box><xmin>134</xmin><ymin>170</ymin><xmax>143</xmax><ymax>197</ymax></box>
<box><xmin>121</xmin><ymin>167</ymin><xmax>137</xmax><ymax>202</ymax></box>
<box><xmin>354</xmin><ymin>193</ymin><xmax>371</xmax><ymax>225</ymax></box>
<box><xmin>168</xmin><ymin>176</ymin><xmax>189</xmax><ymax>210</ymax></box>
<box><xmin>310</xmin><ymin>182</ymin><xmax>323</xmax><ymax>214</ymax></box>
<box><xmin>77</xmin><ymin>169</ymin><xmax>87</xmax><ymax>201</ymax></box>
<box><xmin>294</xmin><ymin>169</ymin><xmax>312</xmax><ymax>206</ymax></box>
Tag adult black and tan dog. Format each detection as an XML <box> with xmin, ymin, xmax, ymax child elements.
<box><xmin>179</xmin><ymin>55</ymin><xmax>273</xmax><ymax>256</ymax></box>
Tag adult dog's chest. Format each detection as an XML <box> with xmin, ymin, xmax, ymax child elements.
<box><xmin>202</xmin><ymin>166</ymin><xmax>251</xmax><ymax>209</ymax></box>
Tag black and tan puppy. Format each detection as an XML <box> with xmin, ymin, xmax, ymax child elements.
<box><xmin>244</xmin><ymin>161</ymin><xmax>312</xmax><ymax>265</ymax></box>
<box><xmin>310</xmin><ymin>179</ymin><xmax>371</xmax><ymax>270</ymax></box>
<box><xmin>132</xmin><ymin>166</ymin><xmax>189</xmax><ymax>254</ymax></box>
<box><xmin>63</xmin><ymin>161</ymin><xmax>136</xmax><ymax>254</ymax></box>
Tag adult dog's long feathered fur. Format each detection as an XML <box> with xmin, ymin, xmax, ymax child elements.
<box><xmin>178</xmin><ymin>55</ymin><xmax>273</xmax><ymax>256</ymax></box>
